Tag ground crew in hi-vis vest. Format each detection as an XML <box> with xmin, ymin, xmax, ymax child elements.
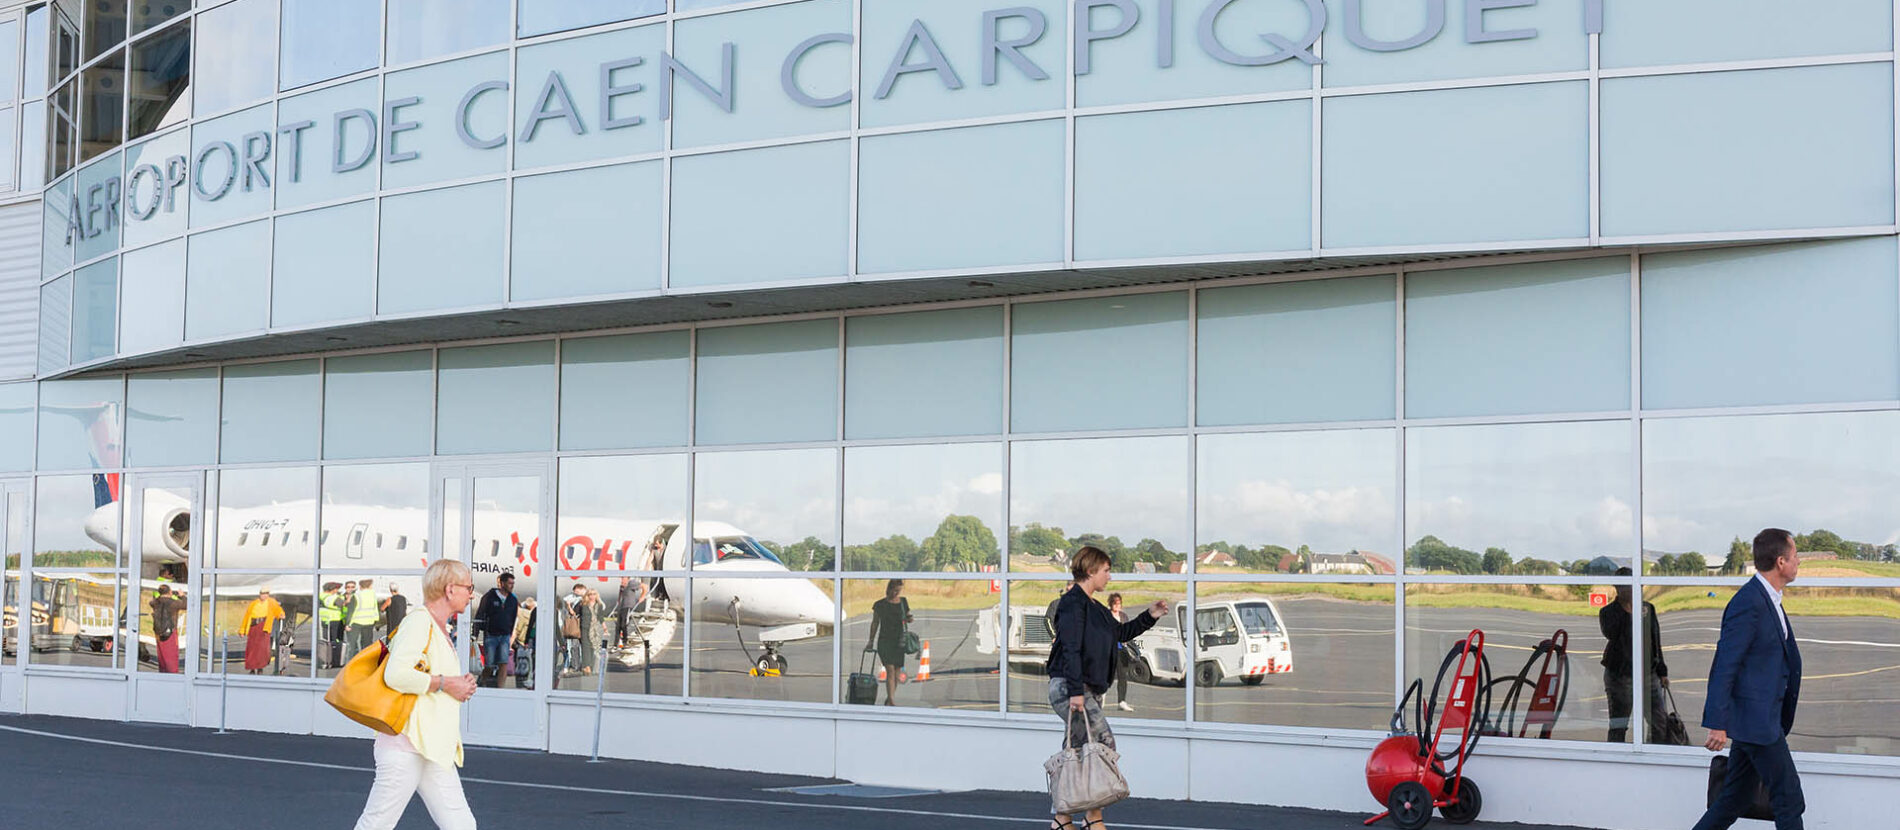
<box><xmin>347</xmin><ymin>579</ymin><xmax>381</xmax><ymax>661</ymax></box>
<box><xmin>319</xmin><ymin>584</ymin><xmax>344</xmax><ymax>668</ymax></box>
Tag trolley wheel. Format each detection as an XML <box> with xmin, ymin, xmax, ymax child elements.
<box><xmin>1439</xmin><ymin>778</ymin><xmax>1481</xmax><ymax>825</ymax></box>
<box><xmin>1127</xmin><ymin>658</ymin><xmax>1153</xmax><ymax>686</ymax></box>
<box><xmin>1241</xmin><ymin>675</ymin><xmax>1265</xmax><ymax>686</ymax></box>
<box><xmin>1386</xmin><ymin>781</ymin><xmax>1434</xmax><ymax>830</ymax></box>
<box><xmin>1195</xmin><ymin>661</ymin><xmax>1222</xmax><ymax>687</ymax></box>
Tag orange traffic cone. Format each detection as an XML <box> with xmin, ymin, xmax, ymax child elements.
<box><xmin>916</xmin><ymin>640</ymin><xmax>931</xmax><ymax>682</ymax></box>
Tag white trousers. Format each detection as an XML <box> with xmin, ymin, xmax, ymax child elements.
<box><xmin>353</xmin><ymin>739</ymin><xmax>478</xmax><ymax>830</ymax></box>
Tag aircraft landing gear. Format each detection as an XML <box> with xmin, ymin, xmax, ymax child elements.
<box><xmin>754</xmin><ymin>649</ymin><xmax>787</xmax><ymax>675</ymax></box>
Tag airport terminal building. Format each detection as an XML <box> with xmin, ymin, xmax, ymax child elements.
<box><xmin>0</xmin><ymin>1</ymin><xmax>1896</xmax><ymax>828</ymax></box>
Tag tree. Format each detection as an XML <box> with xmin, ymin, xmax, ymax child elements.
<box><xmin>1565</xmin><ymin>559</ymin><xmax>1592</xmax><ymax>576</ymax></box>
<box><xmin>1234</xmin><ymin>544</ymin><xmax>1291</xmax><ymax>572</ymax></box>
<box><xmin>1069</xmin><ymin>533</ymin><xmax>1130</xmax><ymax>570</ymax></box>
<box><xmin>1133</xmin><ymin>538</ymin><xmax>1182</xmax><ymax>568</ymax></box>
<box><xmin>919</xmin><ymin>515</ymin><xmax>1000</xmax><ymax>571</ymax></box>
<box><xmin>1009</xmin><ymin>523</ymin><xmax>1069</xmax><ymax>561</ymax></box>
<box><xmin>843</xmin><ymin>534</ymin><xmax>918</xmax><ymax>571</ymax></box>
<box><xmin>1674</xmin><ymin>552</ymin><xmax>1709</xmax><ymax>575</ymax></box>
<box><xmin>773</xmin><ymin>536</ymin><xmax>834</xmax><ymax>571</ymax></box>
<box><xmin>1655</xmin><ymin>554</ymin><xmax>1678</xmax><ymax>576</ymax></box>
<box><xmin>1407</xmin><ymin>536</ymin><xmax>1482</xmax><ymax>575</ymax></box>
<box><xmin>1482</xmin><ymin>547</ymin><xmax>1514</xmax><ymax>575</ymax></box>
<box><xmin>1722</xmin><ymin>537</ymin><xmax>1750</xmax><ymax>575</ymax></box>
<box><xmin>1512</xmin><ymin>558</ymin><xmax>1561</xmax><ymax>576</ymax></box>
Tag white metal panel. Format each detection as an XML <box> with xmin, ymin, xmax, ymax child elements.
<box><xmin>0</xmin><ymin>200</ymin><xmax>41</xmax><ymax>380</ymax></box>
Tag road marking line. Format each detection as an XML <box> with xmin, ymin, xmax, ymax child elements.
<box><xmin>0</xmin><ymin>722</ymin><xmax>1244</xmax><ymax>830</ymax></box>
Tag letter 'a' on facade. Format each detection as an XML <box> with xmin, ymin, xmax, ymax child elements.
<box><xmin>3</xmin><ymin>1</ymin><xmax>1900</xmax><ymax>828</ymax></box>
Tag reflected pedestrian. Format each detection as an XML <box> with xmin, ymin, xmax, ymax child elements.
<box><xmin>352</xmin><ymin>558</ymin><xmax>479</xmax><ymax>830</ymax></box>
<box><xmin>864</xmin><ymin>579</ymin><xmax>913</xmax><ymax>707</ymax></box>
<box><xmin>1107</xmin><ymin>593</ymin><xmax>1133</xmax><ymax>712</ymax></box>
<box><xmin>149</xmin><ymin>585</ymin><xmax>184</xmax><ymax>674</ymax></box>
<box><xmin>576</xmin><ymin>587</ymin><xmax>604</xmax><ymax>676</ymax></box>
<box><xmin>1047</xmin><ymin>546</ymin><xmax>1168</xmax><ymax>830</ymax></box>
<box><xmin>349</xmin><ymin>578</ymin><xmax>382</xmax><ymax>657</ymax></box>
<box><xmin>241</xmin><ymin>589</ymin><xmax>284</xmax><ymax>675</ymax></box>
<box><xmin>513</xmin><ymin>597</ymin><xmax>537</xmax><ymax>689</ymax></box>
<box><xmin>1600</xmin><ymin>567</ymin><xmax>1669</xmax><ymax>743</ymax></box>
<box><xmin>472</xmin><ymin>573</ymin><xmax>518</xmax><ymax>688</ymax></box>
<box><xmin>321</xmin><ymin>582</ymin><xmax>346</xmax><ymax>668</ymax></box>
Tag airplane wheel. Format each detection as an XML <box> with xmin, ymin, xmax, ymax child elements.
<box><xmin>1439</xmin><ymin>778</ymin><xmax>1481</xmax><ymax>825</ymax></box>
<box><xmin>1241</xmin><ymin>675</ymin><xmax>1265</xmax><ymax>686</ymax></box>
<box><xmin>1387</xmin><ymin>781</ymin><xmax>1433</xmax><ymax>830</ymax></box>
<box><xmin>771</xmin><ymin>654</ymin><xmax>788</xmax><ymax>673</ymax></box>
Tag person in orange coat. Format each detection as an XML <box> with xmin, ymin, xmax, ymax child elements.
<box><xmin>240</xmin><ymin>589</ymin><xmax>285</xmax><ymax>674</ymax></box>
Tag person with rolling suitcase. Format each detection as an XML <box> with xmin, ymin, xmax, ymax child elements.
<box><xmin>848</xmin><ymin>649</ymin><xmax>879</xmax><ymax>705</ymax></box>
<box><xmin>864</xmin><ymin>580</ymin><xmax>913</xmax><ymax>706</ymax></box>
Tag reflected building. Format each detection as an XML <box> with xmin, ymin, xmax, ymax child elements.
<box><xmin>0</xmin><ymin>2</ymin><xmax>1895</xmax><ymax>829</ymax></box>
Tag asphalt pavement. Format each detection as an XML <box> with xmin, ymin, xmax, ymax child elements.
<box><xmin>0</xmin><ymin>713</ymin><xmax>1595</xmax><ymax>830</ymax></box>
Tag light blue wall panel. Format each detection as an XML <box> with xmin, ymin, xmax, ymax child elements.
<box><xmin>695</xmin><ymin>319</ymin><xmax>838</xmax><ymax>445</ymax></box>
<box><xmin>123</xmin><ymin>129</ymin><xmax>188</xmax><ymax>248</ymax></box>
<box><xmin>188</xmin><ymin>105</ymin><xmax>274</xmax><ymax>229</ymax></box>
<box><xmin>273</xmin><ymin>200</ymin><xmax>376</xmax><ymax>328</ymax></box>
<box><xmin>845</xmin><ymin>306</ymin><xmax>1004</xmax><ymax>439</ymax></box>
<box><xmin>72</xmin><ymin>152</ymin><xmax>120</xmax><ymax>263</ymax></box>
<box><xmin>126</xmin><ymin>368</ymin><xmax>218</xmax><ymax>467</ymax></box>
<box><xmin>1642</xmin><ymin>238</ymin><xmax>1900</xmax><ymax>410</ymax></box>
<box><xmin>69</xmin><ymin>257</ymin><xmax>116</xmax><ymax>365</ymax></box>
<box><xmin>437</xmin><ymin>341</ymin><xmax>557</xmax><ymax>454</ymax></box>
<box><xmin>1405</xmin><ymin>257</ymin><xmax>1630</xmax><ymax>418</ymax></box>
<box><xmin>519</xmin><ymin>0</ymin><xmax>664</xmax><ymax>38</ymax></box>
<box><xmin>184</xmin><ymin>220</ymin><xmax>270</xmax><ymax>341</ymax></box>
<box><xmin>1075</xmin><ymin>101</ymin><xmax>1310</xmax><ymax>261</ymax></box>
<box><xmin>323</xmin><ymin>350</ymin><xmax>434</xmax><ymax>459</ymax></box>
<box><xmin>559</xmin><ymin>331</ymin><xmax>690</xmax><ymax>450</ymax></box>
<box><xmin>1322</xmin><ymin>0</ymin><xmax>1588</xmax><ymax>88</ymax></box>
<box><xmin>276</xmin><ymin>77</ymin><xmax>383</xmax><ymax>210</ymax></box>
<box><xmin>858</xmin><ymin>120</ymin><xmax>1065</xmax><ymax>274</ymax></box>
<box><xmin>0</xmin><ymin>382</ymin><xmax>34</xmax><ymax>471</ymax></box>
<box><xmin>1011</xmin><ymin>291</ymin><xmax>1187</xmax><ymax>433</ymax></box>
<box><xmin>1603</xmin><ymin>0</ymin><xmax>1892</xmax><ymax>69</ymax></box>
<box><xmin>382</xmin><ymin>52</ymin><xmax>510</xmax><ymax>189</ymax></box>
<box><xmin>378</xmin><ymin>181</ymin><xmax>506</xmax><ymax>315</ymax></box>
<box><xmin>222</xmin><ymin>360</ymin><xmax>321</xmax><ymax>463</ymax></box>
<box><xmin>512</xmin><ymin>162</ymin><xmax>662</xmax><ymax>301</ymax></box>
<box><xmin>1198</xmin><ymin>274</ymin><xmax>1396</xmax><ymax>426</ymax></box>
<box><xmin>1601</xmin><ymin>65</ymin><xmax>1895</xmax><ymax>238</ymax></box>
<box><xmin>860</xmin><ymin>0</ymin><xmax>1066</xmax><ymax>128</ymax></box>
<box><xmin>1075</xmin><ymin>0</ymin><xmax>1312</xmax><ymax>108</ymax></box>
<box><xmin>1323</xmin><ymin>81</ymin><xmax>1588</xmax><ymax>248</ymax></box>
<box><xmin>673</xmin><ymin>0</ymin><xmax>852</xmax><ymax>148</ymax></box>
<box><xmin>38</xmin><ymin>376</ymin><xmax>122</xmax><ymax>470</ymax></box>
<box><xmin>671</xmin><ymin>141</ymin><xmax>849</xmax><ymax>288</ymax></box>
<box><xmin>118</xmin><ymin>240</ymin><xmax>184</xmax><ymax>355</ymax></box>
<box><xmin>513</xmin><ymin>23</ymin><xmax>664</xmax><ymax>170</ymax></box>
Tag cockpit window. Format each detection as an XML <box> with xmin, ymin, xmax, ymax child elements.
<box><xmin>691</xmin><ymin>536</ymin><xmax>783</xmax><ymax>565</ymax></box>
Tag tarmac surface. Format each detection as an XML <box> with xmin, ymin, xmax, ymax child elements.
<box><xmin>0</xmin><ymin>713</ymin><xmax>1595</xmax><ymax>830</ymax></box>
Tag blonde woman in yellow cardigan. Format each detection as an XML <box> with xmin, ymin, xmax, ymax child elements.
<box><xmin>353</xmin><ymin>558</ymin><xmax>481</xmax><ymax>830</ymax></box>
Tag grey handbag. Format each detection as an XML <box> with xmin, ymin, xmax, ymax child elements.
<box><xmin>1044</xmin><ymin>705</ymin><xmax>1130</xmax><ymax>815</ymax></box>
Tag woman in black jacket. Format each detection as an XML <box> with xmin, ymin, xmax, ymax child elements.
<box><xmin>1045</xmin><ymin>545</ymin><xmax>1169</xmax><ymax>830</ymax></box>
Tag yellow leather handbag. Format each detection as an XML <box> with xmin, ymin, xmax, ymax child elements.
<box><xmin>324</xmin><ymin>623</ymin><xmax>432</xmax><ymax>735</ymax></box>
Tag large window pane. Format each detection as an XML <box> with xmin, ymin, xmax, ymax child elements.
<box><xmin>1003</xmin><ymin>579</ymin><xmax>1186</xmax><ymax>722</ymax></box>
<box><xmin>0</xmin><ymin>383</ymin><xmax>35</xmax><ymax>472</ymax></box>
<box><xmin>845</xmin><ymin>307</ymin><xmax>1003</xmax><ymax>440</ymax></box>
<box><xmin>118</xmin><ymin>240</ymin><xmax>185</xmax><ymax>354</ymax></box>
<box><xmin>1321</xmin><ymin>0</ymin><xmax>1585</xmax><ymax>87</ymax></box>
<box><xmin>215</xmin><ymin>467</ymin><xmax>317</xmax><ymax>569</ymax></box>
<box><xmin>669</xmin><ymin>141</ymin><xmax>850</xmax><ymax>288</ymax></box>
<box><xmin>518</xmin><ymin>0</ymin><xmax>663</xmax><ymax>37</ymax></box>
<box><xmin>1009</xmin><ymin>436</ymin><xmax>1189</xmax><ymax>574</ymax></box>
<box><xmin>131</xmin><ymin>0</ymin><xmax>186</xmax><ymax>35</ymax></box>
<box><xmin>280</xmin><ymin>0</ymin><xmax>379</xmax><ymax>90</ymax></box>
<box><xmin>320</xmin><ymin>463</ymin><xmax>430</xmax><ymax>570</ymax></box>
<box><xmin>187</xmin><ymin>104</ymin><xmax>272</xmax><ymax>227</ymax></box>
<box><xmin>1077</xmin><ymin>0</ymin><xmax>1310</xmax><ymax>107</ymax></box>
<box><xmin>1194</xmin><ymin>582</ymin><xmax>1393</xmax><ymax>730</ymax></box>
<box><xmin>221</xmin><ymin>360</ymin><xmax>320</xmax><ymax>463</ymax></box>
<box><xmin>557</xmin><ymin>331</ymin><xmax>689</xmax><ymax>451</ymax></box>
<box><xmin>1323</xmin><ymin>82</ymin><xmax>1588</xmax><ymax>248</ymax></box>
<box><xmin>551</xmin><ymin>574</ymin><xmax>679</xmax><ymax>696</ymax></box>
<box><xmin>24</xmin><ymin>6</ymin><xmax>46</xmax><ymax>97</ymax></box>
<box><xmin>437</xmin><ymin>341</ymin><xmax>556</xmax><ymax>455</ymax></box>
<box><xmin>388</xmin><ymin>0</ymin><xmax>508</xmax><ymax>66</ymax></box>
<box><xmin>69</xmin><ymin>256</ymin><xmax>116</xmax><ymax>364</ymax></box>
<box><xmin>1197</xmin><ymin>429</ymin><xmax>1397</xmax><ymax>575</ymax></box>
<box><xmin>78</xmin><ymin>50</ymin><xmax>123</xmax><ymax>161</ymax></box>
<box><xmin>322</xmin><ymin>351</ymin><xmax>433</xmax><ymax>459</ymax></box>
<box><xmin>184</xmin><ymin>220</ymin><xmax>269</xmax><ymax>340</ymax></box>
<box><xmin>38</xmin><ymin>377</ymin><xmax>122</xmax><ymax>471</ymax></box>
<box><xmin>24</xmin><ymin>571</ymin><xmax>118</xmax><ymax>667</ymax></box>
<box><xmin>859</xmin><ymin>0</ymin><xmax>1063</xmax><ymax>128</ymax></box>
<box><xmin>1641</xmin><ymin>238</ymin><xmax>1900</xmax><ymax>411</ymax></box>
<box><xmin>312</xmin><ymin>572</ymin><xmax>420</xmax><ymax>678</ymax></box>
<box><xmin>1601</xmin><ymin>66</ymin><xmax>1895</xmax><ymax>237</ymax></box>
<box><xmin>1075</xmin><ymin>102</ymin><xmax>1311</xmax><ymax>261</ymax></box>
<box><xmin>857</xmin><ymin>120</ymin><xmax>1064</xmax><ymax>274</ymax></box>
<box><xmin>693</xmin><ymin>448</ymin><xmax>837</xmax><ymax>572</ymax></box>
<box><xmin>275</xmin><ymin>78</ymin><xmax>380</xmax><ymax>209</ymax></box>
<box><xmin>688</xmin><ymin>577</ymin><xmax>834</xmax><ymax>703</ymax></box>
<box><xmin>694</xmin><ymin>320</ymin><xmax>838</xmax><ymax>446</ymax></box>
<box><xmin>670</xmin><ymin>0</ymin><xmax>850</xmax><ymax>148</ymax></box>
<box><xmin>1405</xmin><ymin>582</ymin><xmax>1618</xmax><ymax>743</ymax></box>
<box><xmin>123</xmin><ymin>127</ymin><xmax>188</xmax><ymax>247</ymax></box>
<box><xmin>1405</xmin><ymin>258</ymin><xmax>1631</xmax><ymax>419</ymax></box>
<box><xmin>1011</xmin><ymin>293</ymin><xmax>1187</xmax><ymax>434</ymax></box>
<box><xmin>272</xmin><ymin>201</ymin><xmax>376</xmax><ymax>328</ymax></box>
<box><xmin>511</xmin><ymin>163</ymin><xmax>662</xmax><ymax>302</ymax></box>
<box><xmin>378</xmin><ymin>182</ymin><xmax>505</xmax><ymax>315</ymax></box>
<box><xmin>84</xmin><ymin>1</ymin><xmax>124</xmax><ymax>59</ymax></box>
<box><xmin>556</xmin><ymin>454</ymin><xmax>688</xmax><ymax>573</ymax></box>
<box><xmin>203</xmin><ymin>574</ymin><xmax>317</xmax><ymax>678</ymax></box>
<box><xmin>1405</xmin><ymin>420</ymin><xmax>1632</xmax><ymax>575</ymax></box>
<box><xmin>1643</xmin><ymin>411</ymin><xmax>1900</xmax><ymax>579</ymax></box>
<box><xmin>511</xmin><ymin>24</ymin><xmax>663</xmax><ymax>170</ymax></box>
<box><xmin>844</xmin><ymin>443</ymin><xmax>1003</xmax><ymax>572</ymax></box>
<box><xmin>125</xmin><ymin>368</ymin><xmax>217</xmax><ymax>467</ymax></box>
<box><xmin>1602</xmin><ymin>0</ymin><xmax>1892</xmax><ymax>68</ymax></box>
<box><xmin>35</xmin><ymin>475</ymin><xmax>117</xmax><ymax>568</ymax></box>
<box><xmin>192</xmin><ymin>0</ymin><xmax>276</xmax><ymax>117</ymax></box>
<box><xmin>381</xmin><ymin>53</ymin><xmax>508</xmax><ymax>189</ymax></box>
<box><xmin>127</xmin><ymin>19</ymin><xmax>188</xmax><ymax>139</ymax></box>
<box><xmin>1198</xmin><ymin>275</ymin><xmax>1396</xmax><ymax>426</ymax></box>
<box><xmin>1654</xmin><ymin>585</ymin><xmax>1900</xmax><ymax>756</ymax></box>
<box><xmin>74</xmin><ymin>152</ymin><xmax>121</xmax><ymax>261</ymax></box>
<box><xmin>842</xmin><ymin>579</ymin><xmax>998</xmax><ymax>710</ymax></box>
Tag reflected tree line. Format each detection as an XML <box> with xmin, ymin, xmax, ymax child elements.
<box><xmin>1010</xmin><ymin>522</ymin><xmax>1183</xmax><ymax>571</ymax></box>
<box><xmin>760</xmin><ymin>515</ymin><xmax>1006</xmax><ymax>572</ymax></box>
<box><xmin>1403</xmin><ymin>528</ymin><xmax>1898</xmax><ymax>577</ymax></box>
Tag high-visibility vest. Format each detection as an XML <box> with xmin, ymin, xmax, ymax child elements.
<box><xmin>351</xmin><ymin>590</ymin><xmax>380</xmax><ymax>625</ymax></box>
<box><xmin>319</xmin><ymin>593</ymin><xmax>342</xmax><ymax>623</ymax></box>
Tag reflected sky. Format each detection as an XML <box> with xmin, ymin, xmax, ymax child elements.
<box><xmin>1407</xmin><ymin>420</ymin><xmax>1633</xmax><ymax>561</ymax></box>
<box><xmin>34</xmin><ymin>474</ymin><xmax>107</xmax><ymax>553</ymax></box>
<box><xmin>1644</xmin><ymin>411</ymin><xmax>1900</xmax><ymax>556</ymax></box>
<box><xmin>558</xmin><ymin>454</ymin><xmax>688</xmax><ymax>523</ymax></box>
<box><xmin>695</xmin><ymin>448</ymin><xmax>836</xmax><ymax>546</ymax></box>
<box><xmin>1010</xmin><ymin>436</ymin><xmax>1190</xmax><ymax>552</ymax></box>
<box><xmin>1197</xmin><ymin>429</ymin><xmax>1395</xmax><ymax>553</ymax></box>
<box><xmin>844</xmin><ymin>443</ymin><xmax>1002</xmax><ymax>545</ymax></box>
<box><xmin>217</xmin><ymin>467</ymin><xmax>316</xmax><ymax>511</ymax></box>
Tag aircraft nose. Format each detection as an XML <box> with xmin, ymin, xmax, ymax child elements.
<box><xmin>798</xmin><ymin>581</ymin><xmax>837</xmax><ymax>625</ymax></box>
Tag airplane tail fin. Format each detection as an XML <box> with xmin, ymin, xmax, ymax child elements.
<box><xmin>91</xmin><ymin>472</ymin><xmax>119</xmax><ymax>508</ymax></box>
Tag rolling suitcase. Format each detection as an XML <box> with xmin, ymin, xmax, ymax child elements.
<box><xmin>848</xmin><ymin>652</ymin><xmax>878</xmax><ymax>705</ymax></box>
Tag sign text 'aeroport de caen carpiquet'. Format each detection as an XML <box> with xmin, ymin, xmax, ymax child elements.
<box><xmin>63</xmin><ymin>0</ymin><xmax>1606</xmax><ymax>248</ymax></box>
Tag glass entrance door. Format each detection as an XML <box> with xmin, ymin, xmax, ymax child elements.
<box><xmin>124</xmin><ymin>472</ymin><xmax>201</xmax><ymax>724</ymax></box>
<box><xmin>435</xmin><ymin>461</ymin><xmax>549</xmax><ymax>750</ymax></box>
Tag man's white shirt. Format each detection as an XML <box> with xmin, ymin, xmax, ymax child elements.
<box><xmin>1754</xmin><ymin>572</ymin><xmax>1790</xmax><ymax>639</ymax></box>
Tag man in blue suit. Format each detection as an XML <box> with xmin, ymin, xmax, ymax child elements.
<box><xmin>1692</xmin><ymin>528</ymin><xmax>1804</xmax><ymax>830</ymax></box>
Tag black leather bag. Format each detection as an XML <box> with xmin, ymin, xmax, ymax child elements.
<box><xmin>1707</xmin><ymin>755</ymin><xmax>1776</xmax><ymax>822</ymax></box>
<box><xmin>1651</xmin><ymin>687</ymin><xmax>1692</xmax><ymax>746</ymax></box>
